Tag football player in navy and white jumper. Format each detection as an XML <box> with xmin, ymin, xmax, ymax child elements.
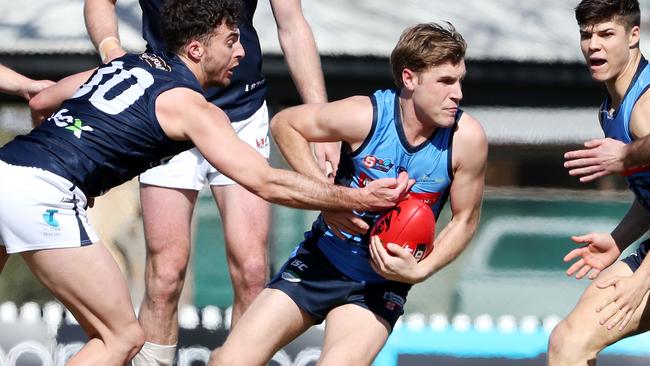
<box><xmin>212</xmin><ymin>22</ymin><xmax>487</xmax><ymax>366</ymax></box>
<box><xmin>0</xmin><ymin>1</ymin><xmax>409</xmax><ymax>364</ymax></box>
<box><xmin>79</xmin><ymin>0</ymin><xmax>334</xmax><ymax>363</ymax></box>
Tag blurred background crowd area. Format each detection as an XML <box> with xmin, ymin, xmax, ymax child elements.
<box><xmin>2</xmin><ymin>0</ymin><xmax>650</xmax><ymax>322</ymax></box>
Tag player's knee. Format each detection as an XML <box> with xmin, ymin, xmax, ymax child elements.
<box><xmin>147</xmin><ymin>266</ymin><xmax>187</xmax><ymax>303</ymax></box>
<box><xmin>235</xmin><ymin>259</ymin><xmax>267</xmax><ymax>293</ymax></box>
<box><xmin>548</xmin><ymin>319</ymin><xmax>597</xmax><ymax>364</ymax></box>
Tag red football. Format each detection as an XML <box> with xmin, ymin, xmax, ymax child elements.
<box><xmin>370</xmin><ymin>197</ymin><xmax>435</xmax><ymax>262</ymax></box>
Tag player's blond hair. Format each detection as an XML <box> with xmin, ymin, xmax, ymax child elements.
<box><xmin>390</xmin><ymin>22</ymin><xmax>467</xmax><ymax>89</ymax></box>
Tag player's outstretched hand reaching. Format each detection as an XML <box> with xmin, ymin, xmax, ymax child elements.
<box><xmin>564</xmin><ymin>138</ymin><xmax>627</xmax><ymax>182</ymax></box>
<box><xmin>359</xmin><ymin>171</ymin><xmax>414</xmax><ymax>211</ymax></box>
<box><xmin>564</xmin><ymin>232</ymin><xmax>621</xmax><ymax>280</ymax></box>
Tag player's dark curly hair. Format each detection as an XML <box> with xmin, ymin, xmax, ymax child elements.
<box><xmin>575</xmin><ymin>0</ymin><xmax>640</xmax><ymax>30</ymax></box>
<box><xmin>161</xmin><ymin>0</ymin><xmax>242</xmax><ymax>54</ymax></box>
<box><xmin>390</xmin><ymin>22</ymin><xmax>466</xmax><ymax>89</ymax></box>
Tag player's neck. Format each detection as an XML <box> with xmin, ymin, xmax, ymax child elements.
<box><xmin>398</xmin><ymin>96</ymin><xmax>436</xmax><ymax>145</ymax></box>
<box><xmin>178</xmin><ymin>54</ymin><xmax>208</xmax><ymax>88</ymax></box>
<box><xmin>606</xmin><ymin>50</ymin><xmax>642</xmax><ymax>108</ymax></box>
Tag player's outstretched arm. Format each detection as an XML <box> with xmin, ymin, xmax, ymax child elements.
<box><xmin>565</xmin><ymin>203</ymin><xmax>650</xmax><ymax>332</ymax></box>
<box><xmin>370</xmin><ymin>113</ymin><xmax>488</xmax><ymax>284</ymax></box>
<box><xmin>564</xmin><ymin>138</ymin><xmax>629</xmax><ymax>182</ymax></box>
<box><xmin>0</xmin><ymin>64</ymin><xmax>54</xmax><ymax>101</ymax></box>
<box><xmin>565</xmin><ymin>199</ymin><xmax>650</xmax><ymax>279</ymax></box>
<box><xmin>84</xmin><ymin>0</ymin><xmax>126</xmax><ymax>63</ymax></box>
<box><xmin>566</xmin><ymin>93</ymin><xmax>650</xmax><ymax>182</ymax></box>
<box><xmin>157</xmin><ymin>88</ymin><xmax>409</xmax><ymax>211</ymax></box>
<box><xmin>271</xmin><ymin>97</ymin><xmax>377</xmax><ymax>235</ymax></box>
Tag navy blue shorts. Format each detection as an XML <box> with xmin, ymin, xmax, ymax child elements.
<box><xmin>622</xmin><ymin>238</ymin><xmax>650</xmax><ymax>271</ymax></box>
<box><xmin>268</xmin><ymin>238</ymin><xmax>411</xmax><ymax>330</ymax></box>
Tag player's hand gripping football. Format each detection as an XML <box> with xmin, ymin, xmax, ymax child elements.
<box><xmin>368</xmin><ymin>235</ymin><xmax>423</xmax><ymax>284</ymax></box>
<box><xmin>595</xmin><ymin>272</ymin><xmax>650</xmax><ymax>332</ymax></box>
<box><xmin>564</xmin><ymin>232</ymin><xmax>621</xmax><ymax>280</ymax></box>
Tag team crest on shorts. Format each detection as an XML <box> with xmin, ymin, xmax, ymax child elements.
<box><xmin>383</xmin><ymin>291</ymin><xmax>405</xmax><ymax>311</ymax></box>
<box><xmin>256</xmin><ymin>137</ymin><xmax>269</xmax><ymax>150</ymax></box>
<box><xmin>281</xmin><ymin>270</ymin><xmax>301</xmax><ymax>283</ymax></box>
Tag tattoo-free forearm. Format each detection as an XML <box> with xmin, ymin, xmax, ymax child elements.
<box><xmin>277</xmin><ymin>20</ymin><xmax>327</xmax><ymax>104</ymax></box>
<box><xmin>624</xmin><ymin>137</ymin><xmax>650</xmax><ymax>169</ymax></box>
<box><xmin>270</xmin><ymin>109</ymin><xmax>327</xmax><ymax>181</ymax></box>
<box><xmin>418</xmin><ymin>215</ymin><xmax>479</xmax><ymax>281</ymax></box>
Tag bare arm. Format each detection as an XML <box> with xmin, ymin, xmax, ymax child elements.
<box><xmin>415</xmin><ymin>113</ymin><xmax>487</xmax><ymax>279</ymax></box>
<box><xmin>0</xmin><ymin>64</ymin><xmax>54</xmax><ymax>101</ymax></box>
<box><xmin>370</xmin><ymin>113</ymin><xmax>488</xmax><ymax>284</ymax></box>
<box><xmin>269</xmin><ymin>0</ymin><xmax>339</xmax><ymax>177</ymax></box>
<box><xmin>270</xmin><ymin>96</ymin><xmax>372</xmax><ymax>180</ymax></box>
<box><xmin>565</xmin><ymin>93</ymin><xmax>650</xmax><ymax>181</ymax></box>
<box><xmin>84</xmin><ymin>0</ymin><xmax>126</xmax><ymax>62</ymax></box>
<box><xmin>29</xmin><ymin>70</ymin><xmax>96</xmax><ymax>126</ymax></box>
<box><xmin>270</xmin><ymin>0</ymin><xmax>326</xmax><ymax>104</ymax></box>
<box><xmin>156</xmin><ymin>88</ymin><xmax>409</xmax><ymax>211</ymax></box>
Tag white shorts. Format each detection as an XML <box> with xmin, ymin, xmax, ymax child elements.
<box><xmin>0</xmin><ymin>161</ymin><xmax>99</xmax><ymax>254</ymax></box>
<box><xmin>140</xmin><ymin>102</ymin><xmax>270</xmax><ymax>190</ymax></box>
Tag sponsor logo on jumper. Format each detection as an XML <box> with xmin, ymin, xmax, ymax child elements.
<box><xmin>417</xmin><ymin>174</ymin><xmax>446</xmax><ymax>183</ymax></box>
<box><xmin>51</xmin><ymin>109</ymin><xmax>93</xmax><ymax>139</ymax></box>
<box><xmin>244</xmin><ymin>79</ymin><xmax>265</xmax><ymax>92</ymax></box>
<box><xmin>408</xmin><ymin>191</ymin><xmax>441</xmax><ymax>206</ymax></box>
<box><xmin>256</xmin><ymin>137</ymin><xmax>269</xmax><ymax>150</ymax></box>
<box><xmin>140</xmin><ymin>53</ymin><xmax>171</xmax><ymax>71</ymax></box>
<box><xmin>363</xmin><ymin>155</ymin><xmax>394</xmax><ymax>172</ymax></box>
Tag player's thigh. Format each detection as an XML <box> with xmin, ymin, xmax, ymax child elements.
<box><xmin>211</xmin><ymin>183</ymin><xmax>271</xmax><ymax>244</ymax></box>
<box><xmin>209</xmin><ymin>102</ymin><xmax>271</xmax><ymax>246</ymax></box>
<box><xmin>219</xmin><ymin>288</ymin><xmax>314</xmax><ymax>363</ymax></box>
<box><xmin>21</xmin><ymin>243</ymin><xmax>137</xmax><ymax>336</ymax></box>
<box><xmin>320</xmin><ymin>304</ymin><xmax>390</xmax><ymax>366</ymax></box>
<box><xmin>140</xmin><ymin>183</ymin><xmax>198</xmax><ymax>257</ymax></box>
<box><xmin>564</xmin><ymin>261</ymin><xmax>650</xmax><ymax>348</ymax></box>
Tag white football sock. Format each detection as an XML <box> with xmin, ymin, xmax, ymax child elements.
<box><xmin>131</xmin><ymin>341</ymin><xmax>176</xmax><ymax>366</ymax></box>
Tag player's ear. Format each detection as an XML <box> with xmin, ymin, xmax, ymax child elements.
<box><xmin>186</xmin><ymin>40</ymin><xmax>204</xmax><ymax>61</ymax></box>
<box><xmin>629</xmin><ymin>25</ymin><xmax>640</xmax><ymax>48</ymax></box>
<box><xmin>402</xmin><ymin>68</ymin><xmax>417</xmax><ymax>91</ymax></box>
